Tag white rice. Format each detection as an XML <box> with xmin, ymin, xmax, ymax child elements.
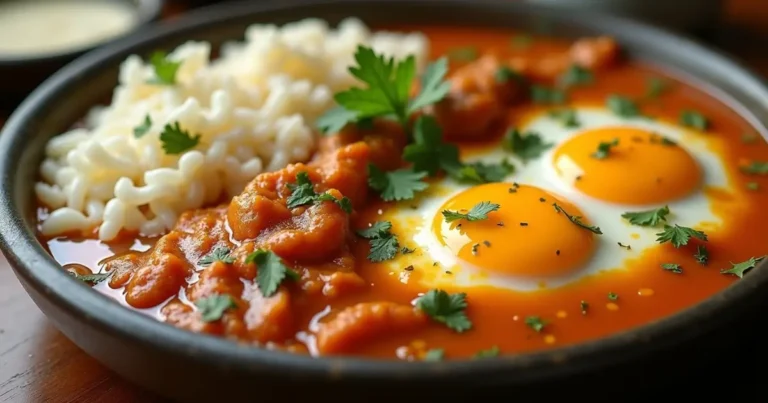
<box><xmin>35</xmin><ymin>18</ymin><xmax>428</xmax><ymax>241</ymax></box>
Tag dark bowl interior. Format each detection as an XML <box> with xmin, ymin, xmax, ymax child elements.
<box><xmin>0</xmin><ymin>0</ymin><xmax>163</xmax><ymax>109</ymax></box>
<box><xmin>1</xmin><ymin>0</ymin><xmax>768</xmax><ymax>401</ymax></box>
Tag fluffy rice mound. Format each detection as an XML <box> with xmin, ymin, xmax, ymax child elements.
<box><xmin>35</xmin><ymin>18</ymin><xmax>428</xmax><ymax>241</ymax></box>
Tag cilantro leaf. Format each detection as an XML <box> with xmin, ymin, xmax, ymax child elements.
<box><xmin>442</xmin><ymin>201</ymin><xmax>500</xmax><ymax>223</ymax></box>
<box><xmin>446</xmin><ymin>47</ymin><xmax>478</xmax><ymax>62</ymax></box>
<box><xmin>548</xmin><ymin>109</ymin><xmax>580</xmax><ymax>128</ymax></box>
<box><xmin>720</xmin><ymin>256</ymin><xmax>765</xmax><ymax>278</ymax></box>
<box><xmin>680</xmin><ymin>110</ymin><xmax>709</xmax><ymax>131</ymax></box>
<box><xmin>453</xmin><ymin>159</ymin><xmax>515</xmax><ymax>184</ymax></box>
<box><xmin>645</xmin><ymin>77</ymin><xmax>668</xmax><ymax>99</ymax></box>
<box><xmin>416</xmin><ymin>289</ymin><xmax>472</xmax><ymax>333</ymax></box>
<box><xmin>591</xmin><ymin>138</ymin><xmax>619</xmax><ymax>159</ymax></box>
<box><xmin>356</xmin><ymin>221</ymin><xmax>399</xmax><ymax>262</ymax></box>
<box><xmin>741</xmin><ymin>161</ymin><xmax>768</xmax><ymax>175</ymax></box>
<box><xmin>286</xmin><ymin>172</ymin><xmax>317</xmax><ymax>209</ymax></box>
<box><xmin>525</xmin><ymin>316</ymin><xmax>547</xmax><ymax>333</ymax></box>
<box><xmin>403</xmin><ymin>115</ymin><xmax>462</xmax><ymax>176</ymax></box>
<box><xmin>531</xmin><ymin>85</ymin><xmax>566</xmax><ymax>105</ymax></box>
<box><xmin>661</xmin><ymin>263</ymin><xmax>683</xmax><ymax>274</ymax></box>
<box><xmin>747</xmin><ymin>182</ymin><xmax>760</xmax><ymax>191</ymax></box>
<box><xmin>552</xmin><ymin>203</ymin><xmax>602</xmax><ymax>234</ymax></box>
<box><xmin>558</xmin><ymin>65</ymin><xmax>593</xmax><ymax>87</ymax></box>
<box><xmin>198</xmin><ymin>247</ymin><xmax>235</xmax><ymax>266</ymax></box>
<box><xmin>511</xmin><ymin>34</ymin><xmax>533</xmax><ymax>49</ymax></box>
<box><xmin>473</xmin><ymin>345</ymin><xmax>500</xmax><ymax>359</ymax></box>
<box><xmin>495</xmin><ymin>66</ymin><xmax>524</xmax><ymax>84</ymax></box>
<box><xmin>607</xmin><ymin>292</ymin><xmax>618</xmax><ymax>301</ymax></box>
<box><xmin>195</xmin><ymin>294</ymin><xmax>236</xmax><ymax>322</ymax></box>
<box><xmin>245</xmin><ymin>249</ymin><xmax>300</xmax><ymax>297</ymax></box>
<box><xmin>71</xmin><ymin>271</ymin><xmax>111</xmax><ymax>285</ymax></box>
<box><xmin>606</xmin><ymin>95</ymin><xmax>639</xmax><ymax>118</ymax></box>
<box><xmin>504</xmin><ymin>129</ymin><xmax>553</xmax><ymax>162</ymax></box>
<box><xmin>316</xmin><ymin>106</ymin><xmax>358</xmax><ymax>135</ymax></box>
<box><xmin>159</xmin><ymin>122</ymin><xmax>201</xmax><ymax>154</ymax></box>
<box><xmin>742</xmin><ymin>132</ymin><xmax>759</xmax><ymax>144</ymax></box>
<box><xmin>367</xmin><ymin>165</ymin><xmax>428</xmax><ymax>202</ymax></box>
<box><xmin>655</xmin><ymin>224</ymin><xmax>707</xmax><ymax>248</ymax></box>
<box><xmin>408</xmin><ymin>57</ymin><xmax>451</xmax><ymax>113</ymax></box>
<box><xmin>133</xmin><ymin>115</ymin><xmax>152</xmax><ymax>138</ymax></box>
<box><xmin>424</xmin><ymin>349</ymin><xmax>444</xmax><ymax>362</ymax></box>
<box><xmin>621</xmin><ymin>206</ymin><xmax>670</xmax><ymax>226</ymax></box>
<box><xmin>315</xmin><ymin>192</ymin><xmax>353</xmax><ymax>213</ymax></box>
<box><xmin>694</xmin><ymin>245</ymin><xmax>709</xmax><ymax>265</ymax></box>
<box><xmin>147</xmin><ymin>51</ymin><xmax>181</xmax><ymax>85</ymax></box>
<box><xmin>334</xmin><ymin>46</ymin><xmax>414</xmax><ymax>127</ymax></box>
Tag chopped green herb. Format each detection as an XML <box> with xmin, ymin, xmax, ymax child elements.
<box><xmin>356</xmin><ymin>221</ymin><xmax>399</xmax><ymax>262</ymax></box>
<box><xmin>423</xmin><ymin>348</ymin><xmax>444</xmax><ymax>362</ymax></box>
<box><xmin>198</xmin><ymin>247</ymin><xmax>234</xmax><ymax>266</ymax></box>
<box><xmin>286</xmin><ymin>172</ymin><xmax>351</xmax><ymax>213</ymax></box>
<box><xmin>71</xmin><ymin>271</ymin><xmax>111</xmax><ymax>285</ymax></box>
<box><xmin>511</xmin><ymin>34</ymin><xmax>533</xmax><ymax>49</ymax></box>
<box><xmin>133</xmin><ymin>115</ymin><xmax>152</xmax><ymax>138</ymax></box>
<box><xmin>245</xmin><ymin>249</ymin><xmax>300</xmax><ymax>297</ymax></box>
<box><xmin>741</xmin><ymin>162</ymin><xmax>768</xmax><ymax>175</ymax></box>
<box><xmin>403</xmin><ymin>116</ymin><xmax>462</xmax><ymax>176</ymax></box>
<box><xmin>442</xmin><ymin>201</ymin><xmax>500</xmax><ymax>223</ymax></box>
<box><xmin>524</xmin><ymin>316</ymin><xmax>547</xmax><ymax>333</ymax></box>
<box><xmin>747</xmin><ymin>182</ymin><xmax>760</xmax><ymax>191</ymax></box>
<box><xmin>504</xmin><ymin>129</ymin><xmax>553</xmax><ymax>162</ymax></box>
<box><xmin>495</xmin><ymin>66</ymin><xmax>524</xmax><ymax>84</ymax></box>
<box><xmin>147</xmin><ymin>51</ymin><xmax>181</xmax><ymax>85</ymax></box>
<box><xmin>606</xmin><ymin>95</ymin><xmax>639</xmax><ymax>118</ymax></box>
<box><xmin>617</xmin><ymin>242</ymin><xmax>631</xmax><ymax>250</ymax></box>
<box><xmin>315</xmin><ymin>192</ymin><xmax>353</xmax><ymax>213</ymax></box>
<box><xmin>660</xmin><ymin>136</ymin><xmax>677</xmax><ymax>146</ymax></box>
<box><xmin>401</xmin><ymin>246</ymin><xmax>416</xmax><ymax>254</ymax></box>
<box><xmin>655</xmin><ymin>224</ymin><xmax>707</xmax><ymax>248</ymax></box>
<box><xmin>159</xmin><ymin>122</ymin><xmax>201</xmax><ymax>154</ymax></box>
<box><xmin>195</xmin><ymin>294</ymin><xmax>236</xmax><ymax>322</ymax></box>
<box><xmin>680</xmin><ymin>110</ymin><xmax>709</xmax><ymax>131</ymax></box>
<box><xmin>409</xmin><ymin>57</ymin><xmax>452</xmax><ymax>113</ymax></box>
<box><xmin>580</xmin><ymin>300</ymin><xmax>589</xmax><ymax>315</ymax></box>
<box><xmin>531</xmin><ymin>85</ymin><xmax>566</xmax><ymax>105</ymax></box>
<box><xmin>446</xmin><ymin>46</ymin><xmax>478</xmax><ymax>62</ymax></box>
<box><xmin>473</xmin><ymin>345</ymin><xmax>500</xmax><ymax>359</ymax></box>
<box><xmin>558</xmin><ymin>65</ymin><xmax>593</xmax><ymax>87</ymax></box>
<box><xmin>367</xmin><ymin>165</ymin><xmax>428</xmax><ymax>202</ymax></box>
<box><xmin>661</xmin><ymin>263</ymin><xmax>683</xmax><ymax>274</ymax></box>
<box><xmin>315</xmin><ymin>106</ymin><xmax>359</xmax><ymax>135</ymax></box>
<box><xmin>720</xmin><ymin>256</ymin><xmax>764</xmax><ymax>278</ymax></box>
<box><xmin>741</xmin><ymin>132</ymin><xmax>759</xmax><ymax>144</ymax></box>
<box><xmin>416</xmin><ymin>289</ymin><xmax>472</xmax><ymax>332</ymax></box>
<box><xmin>607</xmin><ymin>292</ymin><xmax>618</xmax><ymax>301</ymax></box>
<box><xmin>548</xmin><ymin>109</ymin><xmax>580</xmax><ymax>128</ymax></box>
<box><xmin>645</xmin><ymin>77</ymin><xmax>668</xmax><ymax>99</ymax></box>
<box><xmin>694</xmin><ymin>245</ymin><xmax>709</xmax><ymax>265</ymax></box>
<box><xmin>591</xmin><ymin>138</ymin><xmax>619</xmax><ymax>159</ymax></box>
<box><xmin>553</xmin><ymin>203</ymin><xmax>602</xmax><ymax>234</ymax></box>
<box><xmin>621</xmin><ymin>206</ymin><xmax>670</xmax><ymax>226</ymax></box>
<box><xmin>453</xmin><ymin>159</ymin><xmax>515</xmax><ymax>184</ymax></box>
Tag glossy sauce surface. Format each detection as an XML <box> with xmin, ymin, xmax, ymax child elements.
<box><xmin>41</xmin><ymin>26</ymin><xmax>768</xmax><ymax>360</ymax></box>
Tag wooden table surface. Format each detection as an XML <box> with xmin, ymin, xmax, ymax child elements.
<box><xmin>1</xmin><ymin>1</ymin><xmax>767</xmax><ymax>402</ymax></box>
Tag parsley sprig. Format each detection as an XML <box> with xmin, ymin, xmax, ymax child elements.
<box><xmin>356</xmin><ymin>221</ymin><xmax>399</xmax><ymax>262</ymax></box>
<box><xmin>367</xmin><ymin>165</ymin><xmax>428</xmax><ymax>202</ymax></box>
<box><xmin>159</xmin><ymin>122</ymin><xmax>201</xmax><ymax>154</ymax></box>
<box><xmin>621</xmin><ymin>206</ymin><xmax>670</xmax><ymax>226</ymax></box>
<box><xmin>286</xmin><ymin>172</ymin><xmax>352</xmax><ymax>213</ymax></box>
<box><xmin>147</xmin><ymin>51</ymin><xmax>181</xmax><ymax>85</ymax></box>
<box><xmin>591</xmin><ymin>138</ymin><xmax>619</xmax><ymax>159</ymax></box>
<box><xmin>245</xmin><ymin>249</ymin><xmax>300</xmax><ymax>297</ymax></box>
<box><xmin>504</xmin><ymin>129</ymin><xmax>553</xmax><ymax>162</ymax></box>
<box><xmin>133</xmin><ymin>115</ymin><xmax>152</xmax><ymax>138</ymax></box>
<box><xmin>198</xmin><ymin>247</ymin><xmax>234</xmax><ymax>266</ymax></box>
<box><xmin>442</xmin><ymin>201</ymin><xmax>500</xmax><ymax>223</ymax></box>
<box><xmin>655</xmin><ymin>224</ymin><xmax>707</xmax><ymax>248</ymax></box>
<box><xmin>416</xmin><ymin>289</ymin><xmax>472</xmax><ymax>332</ymax></box>
<box><xmin>721</xmin><ymin>256</ymin><xmax>764</xmax><ymax>278</ymax></box>
<box><xmin>552</xmin><ymin>203</ymin><xmax>602</xmax><ymax>234</ymax></box>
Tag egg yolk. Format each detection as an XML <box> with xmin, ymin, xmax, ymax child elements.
<box><xmin>552</xmin><ymin>127</ymin><xmax>701</xmax><ymax>204</ymax></box>
<box><xmin>432</xmin><ymin>183</ymin><xmax>596</xmax><ymax>277</ymax></box>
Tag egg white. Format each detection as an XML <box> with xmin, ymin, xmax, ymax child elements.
<box><xmin>389</xmin><ymin>107</ymin><xmax>734</xmax><ymax>292</ymax></box>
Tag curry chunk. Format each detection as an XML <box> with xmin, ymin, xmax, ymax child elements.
<box><xmin>125</xmin><ymin>252</ymin><xmax>190</xmax><ymax>309</ymax></box>
<box><xmin>315</xmin><ymin>302</ymin><xmax>427</xmax><ymax>355</ymax></box>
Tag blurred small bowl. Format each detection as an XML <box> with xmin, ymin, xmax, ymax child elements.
<box><xmin>0</xmin><ymin>0</ymin><xmax>163</xmax><ymax>109</ymax></box>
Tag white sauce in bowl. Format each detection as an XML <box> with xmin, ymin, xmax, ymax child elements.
<box><xmin>0</xmin><ymin>0</ymin><xmax>138</xmax><ymax>57</ymax></box>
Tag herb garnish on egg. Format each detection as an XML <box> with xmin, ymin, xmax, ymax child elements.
<box><xmin>621</xmin><ymin>206</ymin><xmax>670</xmax><ymax>226</ymax></box>
<box><xmin>504</xmin><ymin>129</ymin><xmax>553</xmax><ymax>162</ymax></box>
<box><xmin>442</xmin><ymin>201</ymin><xmax>500</xmax><ymax>223</ymax></box>
<box><xmin>552</xmin><ymin>203</ymin><xmax>602</xmax><ymax>234</ymax></box>
<box><xmin>591</xmin><ymin>138</ymin><xmax>619</xmax><ymax>159</ymax></box>
<box><xmin>245</xmin><ymin>250</ymin><xmax>300</xmax><ymax>297</ymax></box>
<box><xmin>416</xmin><ymin>289</ymin><xmax>473</xmax><ymax>332</ymax></box>
<box><xmin>655</xmin><ymin>225</ymin><xmax>707</xmax><ymax>248</ymax></box>
<box><xmin>548</xmin><ymin>109</ymin><xmax>580</xmax><ymax>128</ymax></box>
<box><xmin>679</xmin><ymin>110</ymin><xmax>709</xmax><ymax>131</ymax></box>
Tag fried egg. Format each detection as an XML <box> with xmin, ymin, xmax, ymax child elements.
<box><xmin>382</xmin><ymin>107</ymin><xmax>732</xmax><ymax>292</ymax></box>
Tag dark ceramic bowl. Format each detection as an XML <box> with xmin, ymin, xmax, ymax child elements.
<box><xmin>0</xmin><ymin>0</ymin><xmax>163</xmax><ymax>109</ymax></box>
<box><xmin>1</xmin><ymin>1</ymin><xmax>768</xmax><ymax>401</ymax></box>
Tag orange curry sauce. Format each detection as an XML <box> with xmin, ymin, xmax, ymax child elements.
<box><xmin>41</xmin><ymin>26</ymin><xmax>768</xmax><ymax>360</ymax></box>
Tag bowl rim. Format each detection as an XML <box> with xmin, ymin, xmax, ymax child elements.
<box><xmin>1</xmin><ymin>0</ymin><xmax>767</xmax><ymax>383</ymax></box>
<box><xmin>0</xmin><ymin>0</ymin><xmax>164</xmax><ymax>65</ymax></box>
